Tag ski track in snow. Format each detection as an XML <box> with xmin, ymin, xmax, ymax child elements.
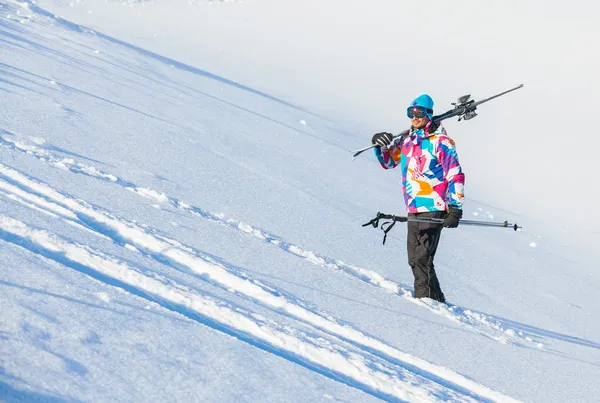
<box><xmin>0</xmin><ymin>132</ymin><xmax>543</xmax><ymax>348</ymax></box>
<box><xmin>0</xmin><ymin>215</ymin><xmax>466</xmax><ymax>403</ymax></box>
<box><xmin>0</xmin><ymin>163</ymin><xmax>519</xmax><ymax>403</ymax></box>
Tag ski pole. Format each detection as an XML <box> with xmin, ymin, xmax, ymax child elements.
<box><xmin>363</xmin><ymin>212</ymin><xmax>521</xmax><ymax>245</ymax></box>
<box><xmin>352</xmin><ymin>84</ymin><xmax>524</xmax><ymax>159</ymax></box>
<box><xmin>406</xmin><ymin>216</ymin><xmax>521</xmax><ymax>231</ymax></box>
<box><xmin>456</xmin><ymin>219</ymin><xmax>520</xmax><ymax>230</ymax></box>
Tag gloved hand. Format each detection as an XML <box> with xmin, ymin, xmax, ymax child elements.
<box><xmin>443</xmin><ymin>207</ymin><xmax>463</xmax><ymax>228</ymax></box>
<box><xmin>371</xmin><ymin>132</ymin><xmax>393</xmax><ymax>148</ymax></box>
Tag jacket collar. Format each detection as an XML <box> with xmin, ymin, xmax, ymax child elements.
<box><xmin>410</xmin><ymin>120</ymin><xmax>439</xmax><ymax>139</ymax></box>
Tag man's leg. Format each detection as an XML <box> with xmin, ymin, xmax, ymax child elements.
<box><xmin>407</xmin><ymin>211</ymin><xmax>446</xmax><ymax>303</ymax></box>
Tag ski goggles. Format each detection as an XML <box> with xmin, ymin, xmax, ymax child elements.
<box><xmin>406</xmin><ymin>106</ymin><xmax>432</xmax><ymax>119</ymax></box>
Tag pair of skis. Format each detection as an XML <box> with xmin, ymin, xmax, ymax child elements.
<box><xmin>351</xmin><ymin>84</ymin><xmax>523</xmax><ymax>159</ymax></box>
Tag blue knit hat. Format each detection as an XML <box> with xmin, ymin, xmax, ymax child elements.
<box><xmin>409</xmin><ymin>94</ymin><xmax>434</xmax><ymax>118</ymax></box>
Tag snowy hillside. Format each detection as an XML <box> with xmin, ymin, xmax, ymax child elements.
<box><xmin>2</xmin><ymin>0</ymin><xmax>600</xmax><ymax>402</ymax></box>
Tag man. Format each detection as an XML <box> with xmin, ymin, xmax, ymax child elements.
<box><xmin>371</xmin><ymin>94</ymin><xmax>465</xmax><ymax>303</ymax></box>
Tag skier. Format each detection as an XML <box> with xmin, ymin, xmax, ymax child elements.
<box><xmin>370</xmin><ymin>94</ymin><xmax>465</xmax><ymax>303</ymax></box>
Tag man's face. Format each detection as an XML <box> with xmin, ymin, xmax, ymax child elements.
<box><xmin>411</xmin><ymin>115</ymin><xmax>430</xmax><ymax>130</ymax></box>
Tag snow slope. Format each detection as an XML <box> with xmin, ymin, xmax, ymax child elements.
<box><xmin>2</xmin><ymin>1</ymin><xmax>600</xmax><ymax>402</ymax></box>
<box><xmin>34</xmin><ymin>0</ymin><xmax>600</xmax><ymax>252</ymax></box>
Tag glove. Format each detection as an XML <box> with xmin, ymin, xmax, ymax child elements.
<box><xmin>371</xmin><ymin>132</ymin><xmax>393</xmax><ymax>148</ymax></box>
<box><xmin>443</xmin><ymin>207</ymin><xmax>463</xmax><ymax>228</ymax></box>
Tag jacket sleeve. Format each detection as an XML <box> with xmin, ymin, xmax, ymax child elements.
<box><xmin>437</xmin><ymin>137</ymin><xmax>465</xmax><ymax>209</ymax></box>
<box><xmin>373</xmin><ymin>139</ymin><xmax>402</xmax><ymax>169</ymax></box>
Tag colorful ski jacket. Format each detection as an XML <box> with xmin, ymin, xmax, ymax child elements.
<box><xmin>374</xmin><ymin>122</ymin><xmax>465</xmax><ymax>213</ymax></box>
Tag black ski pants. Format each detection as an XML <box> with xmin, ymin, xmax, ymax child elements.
<box><xmin>407</xmin><ymin>211</ymin><xmax>446</xmax><ymax>303</ymax></box>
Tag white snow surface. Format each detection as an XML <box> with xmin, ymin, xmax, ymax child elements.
<box><xmin>1</xmin><ymin>1</ymin><xmax>599</xmax><ymax>402</ymax></box>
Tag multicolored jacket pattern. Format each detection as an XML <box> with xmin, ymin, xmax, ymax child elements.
<box><xmin>374</xmin><ymin>121</ymin><xmax>465</xmax><ymax>213</ymax></box>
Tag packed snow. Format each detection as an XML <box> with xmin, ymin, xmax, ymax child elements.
<box><xmin>1</xmin><ymin>0</ymin><xmax>599</xmax><ymax>402</ymax></box>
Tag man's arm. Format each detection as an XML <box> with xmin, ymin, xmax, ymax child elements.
<box><xmin>437</xmin><ymin>136</ymin><xmax>465</xmax><ymax>208</ymax></box>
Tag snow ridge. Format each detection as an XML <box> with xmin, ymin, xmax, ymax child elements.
<box><xmin>0</xmin><ymin>132</ymin><xmax>543</xmax><ymax>347</ymax></box>
<box><xmin>0</xmin><ymin>215</ymin><xmax>451</xmax><ymax>403</ymax></box>
<box><xmin>0</xmin><ymin>162</ymin><xmax>519</xmax><ymax>402</ymax></box>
